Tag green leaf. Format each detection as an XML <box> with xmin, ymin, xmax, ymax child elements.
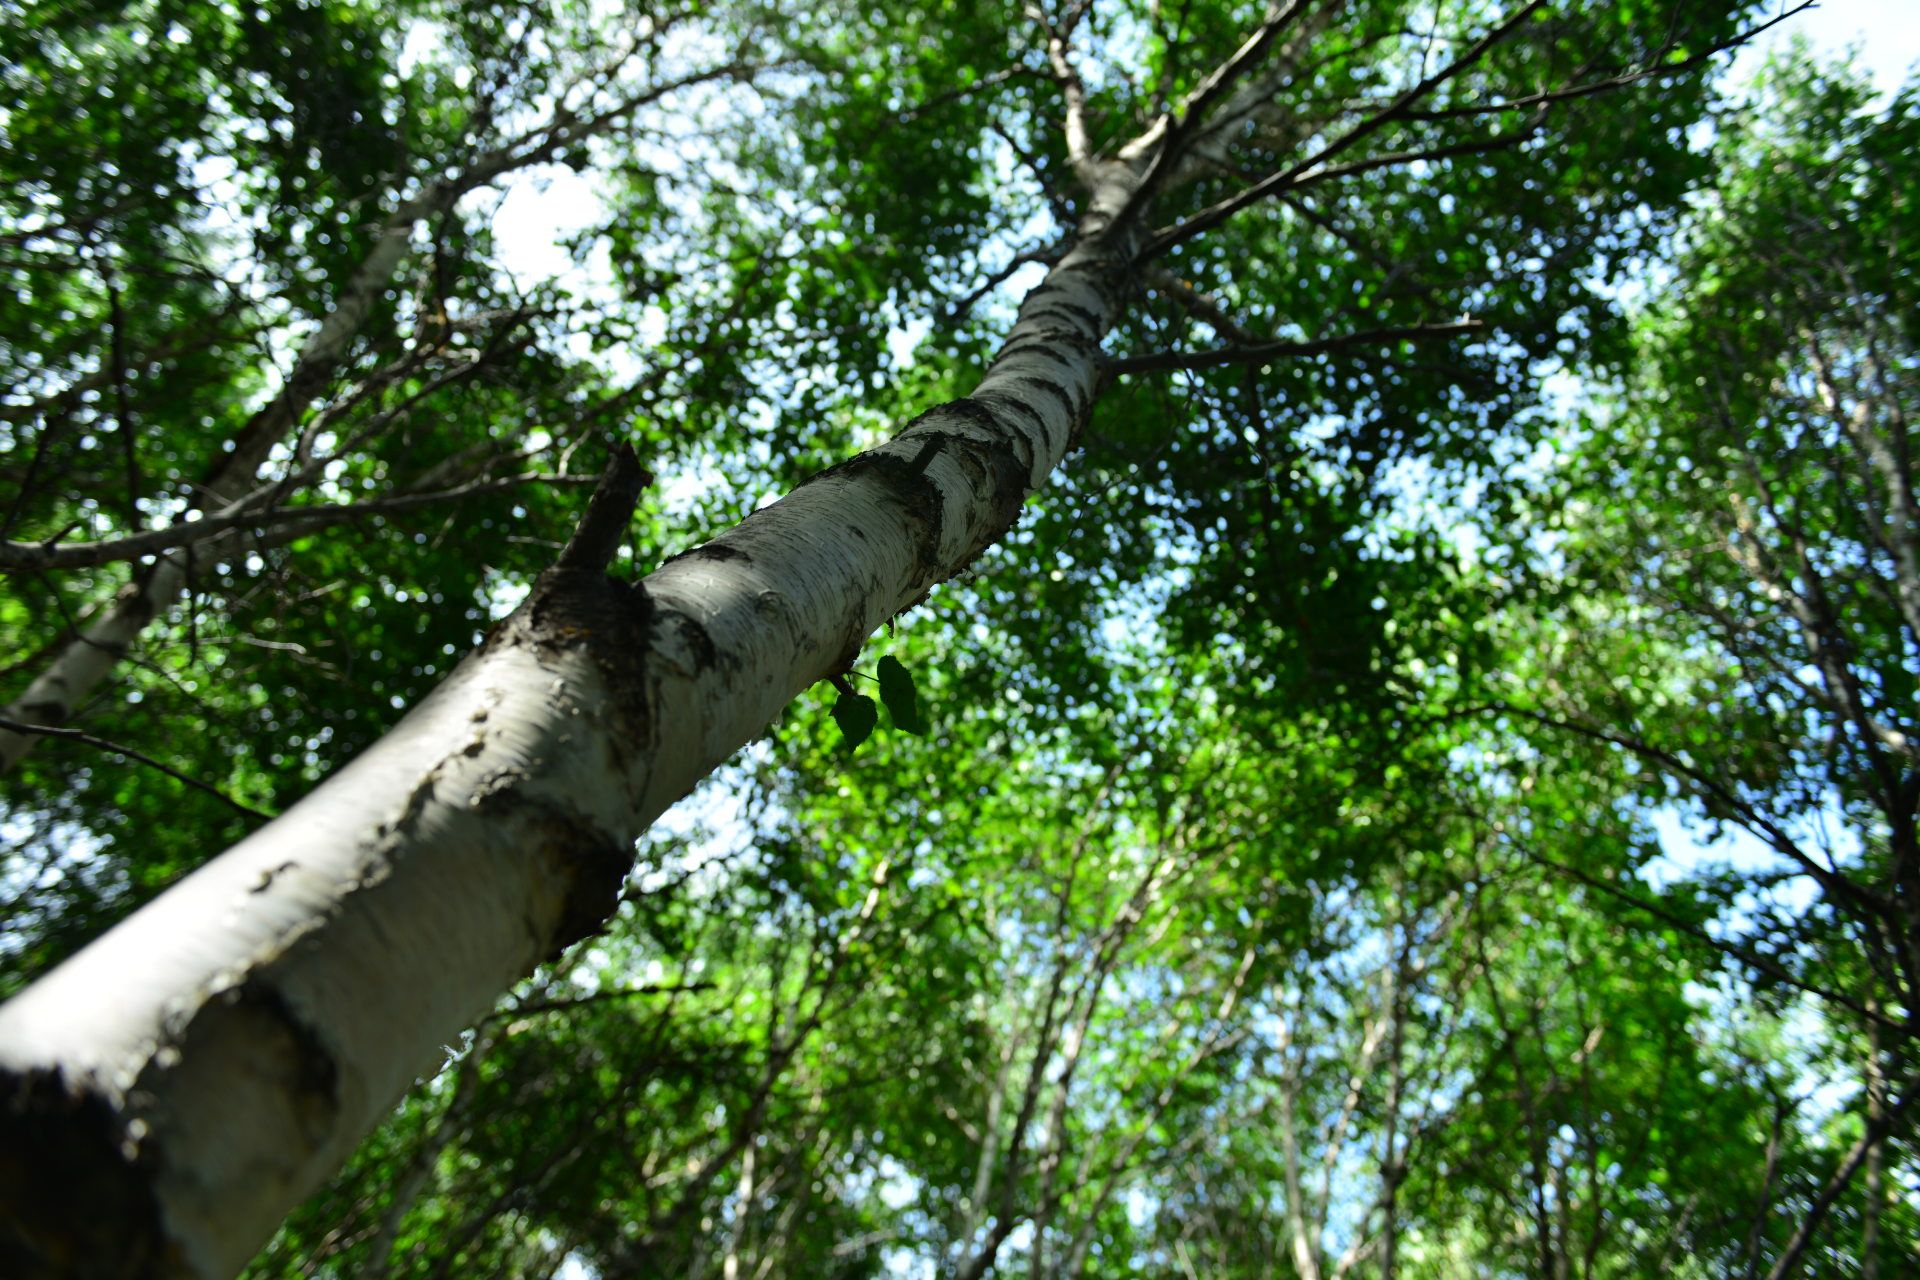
<box><xmin>831</xmin><ymin>690</ymin><xmax>879</xmax><ymax>750</ymax></box>
<box><xmin>876</xmin><ymin>656</ymin><xmax>927</xmax><ymax>735</ymax></box>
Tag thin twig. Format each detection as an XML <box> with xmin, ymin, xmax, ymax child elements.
<box><xmin>1106</xmin><ymin>318</ymin><xmax>1481</xmax><ymax>377</ymax></box>
<box><xmin>0</xmin><ymin>715</ymin><xmax>275</xmax><ymax>820</ymax></box>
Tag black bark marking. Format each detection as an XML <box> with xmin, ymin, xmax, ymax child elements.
<box><xmin>990</xmin><ymin>330</ymin><xmax>1099</xmax><ymax>370</ymax></box>
<box><xmin>938</xmin><ymin>398</ymin><xmax>1003</xmax><ymax>434</ymax></box>
<box><xmin>953</xmin><ymin>404</ymin><xmax>1038</xmax><ymax>477</ymax></box>
<box><xmin>212</xmin><ymin>981</ymin><xmax>343</xmax><ymax>1145</ymax></box>
<box><xmin>981</xmin><ymin>446</ymin><xmax>1031</xmax><ymax>539</ymax></box>
<box><xmin>477</xmin><ymin>795</ymin><xmax>633</xmax><ymax>958</ymax></box>
<box><xmin>458</xmin><ymin>566</ymin><xmax>658</xmax><ymax>959</ymax></box>
<box><xmin>664</xmin><ymin>541</ymin><xmax>751</xmax><ymax>568</ymax></box>
<box><xmin>659</xmin><ymin>606</ymin><xmax>720</xmax><ymax>674</ymax></box>
<box><xmin>688</xmin><ymin>543</ymin><xmax>750</xmax><ymax>563</ymax></box>
<box><xmin>1034</xmin><ymin>300</ymin><xmax>1102</xmax><ymax>328</ymax></box>
<box><xmin>523</xmin><ymin>567</ymin><xmax>658</xmax><ymax>734</ymax></box>
<box><xmin>1011</xmin><ymin>375</ymin><xmax>1079</xmax><ymax>420</ymax></box>
<box><xmin>0</xmin><ymin>1065</ymin><xmax>173</xmax><ymax>1279</ymax></box>
<box><xmin>942</xmin><ymin>438</ymin><xmax>1031</xmax><ymax>559</ymax></box>
<box><xmin>905</xmin><ymin>434</ymin><xmax>943</xmax><ymax>476</ymax></box>
<box><xmin>1014</xmin><ymin>308</ymin><xmax>1103</xmax><ymax>339</ymax></box>
<box><xmin>973</xmin><ymin>392</ymin><xmax>1050</xmax><ymax>436</ymax></box>
<box><xmin>249</xmin><ymin>861</ymin><xmax>299</xmax><ymax>894</ymax></box>
<box><xmin>830</xmin><ymin>450</ymin><xmax>946</xmax><ymax>577</ymax></box>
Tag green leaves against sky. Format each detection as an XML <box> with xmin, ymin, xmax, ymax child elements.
<box><xmin>2</xmin><ymin>1</ymin><xmax>1915</xmax><ymax>1276</ymax></box>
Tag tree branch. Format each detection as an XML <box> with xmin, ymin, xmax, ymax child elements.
<box><xmin>1143</xmin><ymin>267</ymin><xmax>1261</xmax><ymax>344</ymax></box>
<box><xmin>477</xmin><ymin>981</ymin><xmax>717</xmax><ymax>1027</ymax></box>
<box><xmin>1106</xmin><ymin>318</ymin><xmax>1481</xmax><ymax>377</ymax></box>
<box><xmin>1033</xmin><ymin>0</ymin><xmax>1100</xmax><ymax>177</ymax></box>
<box><xmin>1764</xmin><ymin>1079</ymin><xmax>1918</xmax><ymax>1280</ymax></box>
<box><xmin>556</xmin><ymin>444</ymin><xmax>649</xmax><ymax>573</ymax></box>
<box><xmin>1117</xmin><ymin>0</ymin><xmax>1316</xmax><ymax>217</ymax></box>
<box><xmin>944</xmin><ymin>244</ymin><xmax>1062</xmax><ymax>325</ymax></box>
<box><xmin>1451</xmin><ymin>698</ymin><xmax>1893</xmax><ymax>925</ymax></box>
<box><xmin>1146</xmin><ymin>0</ymin><xmax>1551</xmax><ymax>255</ymax></box>
<box><xmin>0</xmin><ymin>471</ymin><xmax>599</xmax><ymax>574</ymax></box>
<box><xmin>0</xmin><ymin>716</ymin><xmax>274</xmax><ymax>820</ymax></box>
<box><xmin>1143</xmin><ymin>0</ymin><xmax>1809</xmax><ymax>258</ymax></box>
<box><xmin>1288</xmin><ymin>111</ymin><xmax>1547</xmax><ymax>191</ymax></box>
<box><xmin>1510</xmin><ymin>834</ymin><xmax>1908</xmax><ymax>1035</ymax></box>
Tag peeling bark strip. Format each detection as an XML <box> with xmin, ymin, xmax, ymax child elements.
<box><xmin>0</xmin><ymin>236</ymin><xmax>1130</xmax><ymax>1277</ymax></box>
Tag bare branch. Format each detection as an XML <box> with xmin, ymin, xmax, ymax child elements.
<box><xmin>1452</xmin><ymin>698</ymin><xmax>1895</xmax><ymax>926</ymax></box>
<box><xmin>0</xmin><ymin>715</ymin><xmax>274</xmax><ymax>820</ymax></box>
<box><xmin>1511</xmin><ymin>835</ymin><xmax>1908</xmax><ymax>1035</ymax></box>
<box><xmin>1147</xmin><ymin>0</ymin><xmax>1551</xmax><ymax>255</ymax></box>
<box><xmin>477</xmin><ymin>982</ymin><xmax>717</xmax><ymax>1027</ymax></box>
<box><xmin>1106</xmin><ymin>318</ymin><xmax>1481</xmax><ymax>377</ymax></box>
<box><xmin>1764</xmin><ymin>1080</ymin><xmax>1918</xmax><ymax>1280</ymax></box>
<box><xmin>1117</xmin><ymin>0</ymin><xmax>1318</xmax><ymax>215</ymax></box>
<box><xmin>1143</xmin><ymin>0</ymin><xmax>1811</xmax><ymax>258</ymax></box>
<box><xmin>1389</xmin><ymin>3</ymin><xmax>1814</xmax><ymax>126</ymax></box>
<box><xmin>556</xmin><ymin>445</ymin><xmax>650</xmax><ymax>574</ymax></box>
<box><xmin>0</xmin><ymin>471</ymin><xmax>598</xmax><ymax>574</ymax></box>
<box><xmin>944</xmin><ymin>244</ymin><xmax>1063</xmax><ymax>325</ymax></box>
<box><xmin>899</xmin><ymin>63</ymin><xmax>1036</xmax><ymax>124</ymax></box>
<box><xmin>1143</xmin><ymin>267</ymin><xmax>1261</xmax><ymax>344</ymax></box>
<box><xmin>1031</xmin><ymin>0</ymin><xmax>1100</xmax><ymax>176</ymax></box>
<box><xmin>1288</xmin><ymin>110</ymin><xmax>1547</xmax><ymax>190</ymax></box>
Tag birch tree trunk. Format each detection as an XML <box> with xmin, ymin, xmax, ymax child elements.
<box><xmin>0</xmin><ymin>208</ymin><xmax>1136</xmax><ymax>1278</ymax></box>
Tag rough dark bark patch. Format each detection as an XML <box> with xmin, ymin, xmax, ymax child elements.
<box><xmin>526</xmin><ymin>567</ymin><xmax>658</xmax><ymax>732</ymax></box>
<box><xmin>163</xmin><ymin>979</ymin><xmax>346</xmax><ymax>1146</ymax></box>
<box><xmin>506</xmin><ymin>797</ymin><xmax>636</xmax><ymax>958</ymax></box>
<box><xmin>0</xmin><ymin>1067</ymin><xmax>171</xmax><ymax>1279</ymax></box>
<box><xmin>832</xmin><ymin>449</ymin><xmax>949</xmax><ymax>578</ymax></box>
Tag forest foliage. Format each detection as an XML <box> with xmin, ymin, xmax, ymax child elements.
<box><xmin>1</xmin><ymin>1</ymin><xmax>1916</xmax><ymax>1276</ymax></box>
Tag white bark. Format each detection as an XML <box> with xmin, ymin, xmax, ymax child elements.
<box><xmin>0</xmin><ymin>232</ymin><xmax>1128</xmax><ymax>1278</ymax></box>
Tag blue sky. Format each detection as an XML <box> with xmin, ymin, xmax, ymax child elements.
<box><xmin>1749</xmin><ymin>0</ymin><xmax>1918</xmax><ymax>94</ymax></box>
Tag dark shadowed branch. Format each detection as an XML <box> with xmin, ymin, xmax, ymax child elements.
<box><xmin>0</xmin><ymin>716</ymin><xmax>275</xmax><ymax>820</ymax></box>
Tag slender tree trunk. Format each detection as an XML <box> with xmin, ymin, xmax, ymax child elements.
<box><xmin>1378</xmin><ymin>924</ymin><xmax>1409</xmax><ymax>1280</ymax></box>
<box><xmin>0</xmin><ymin>199</ymin><xmax>422</xmax><ymax>774</ymax></box>
<box><xmin>1742</xmin><ymin>1095</ymin><xmax>1789</xmax><ymax>1280</ymax></box>
<box><xmin>1861</xmin><ymin>1015</ymin><xmax>1886</xmax><ymax>1280</ymax></box>
<box><xmin>721</xmin><ymin>1139</ymin><xmax>757</xmax><ymax>1280</ymax></box>
<box><xmin>0</xmin><ymin>68</ymin><xmax>718</xmax><ymax>775</ymax></box>
<box><xmin>1277</xmin><ymin>1038</ymin><xmax>1323</xmax><ymax>1280</ymax></box>
<box><xmin>0</xmin><ymin>212</ymin><xmax>1135</xmax><ymax>1278</ymax></box>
